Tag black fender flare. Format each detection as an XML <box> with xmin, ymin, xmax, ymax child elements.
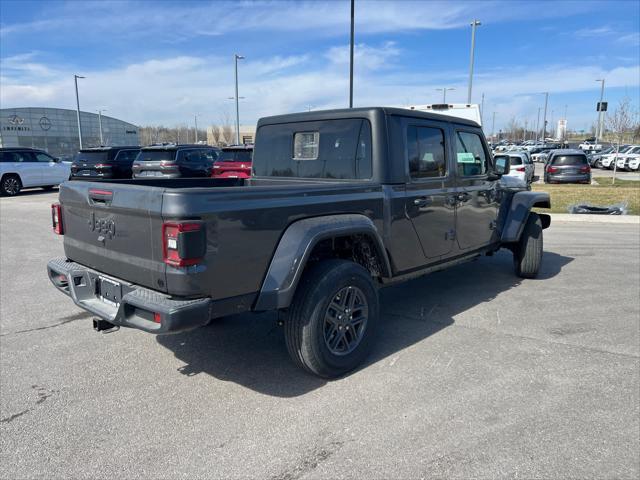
<box><xmin>254</xmin><ymin>214</ymin><xmax>391</xmax><ymax>311</ymax></box>
<box><xmin>500</xmin><ymin>191</ymin><xmax>551</xmax><ymax>243</ymax></box>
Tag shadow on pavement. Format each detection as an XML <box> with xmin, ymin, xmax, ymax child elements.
<box><xmin>0</xmin><ymin>187</ymin><xmax>59</xmax><ymax>199</ymax></box>
<box><xmin>156</xmin><ymin>249</ymin><xmax>573</xmax><ymax>397</ymax></box>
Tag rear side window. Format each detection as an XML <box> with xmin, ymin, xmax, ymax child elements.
<box><xmin>253</xmin><ymin>119</ymin><xmax>373</xmax><ymax>179</ymax></box>
<box><xmin>455</xmin><ymin>131</ymin><xmax>488</xmax><ymax>176</ymax></box>
<box><xmin>407</xmin><ymin>126</ymin><xmax>447</xmax><ymax>179</ymax></box>
<box><xmin>552</xmin><ymin>155</ymin><xmax>587</xmax><ymax>166</ymax></box>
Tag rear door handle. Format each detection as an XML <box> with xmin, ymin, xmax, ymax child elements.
<box><xmin>413</xmin><ymin>197</ymin><xmax>433</xmax><ymax>207</ymax></box>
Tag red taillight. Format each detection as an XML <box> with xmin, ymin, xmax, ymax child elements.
<box><xmin>160</xmin><ymin>162</ymin><xmax>178</xmax><ymax>168</ymax></box>
<box><xmin>546</xmin><ymin>166</ymin><xmax>558</xmax><ymax>173</ymax></box>
<box><xmin>51</xmin><ymin>203</ymin><xmax>63</xmax><ymax>235</ymax></box>
<box><xmin>516</xmin><ymin>167</ymin><xmax>526</xmax><ymax>172</ymax></box>
<box><xmin>162</xmin><ymin>221</ymin><xmax>205</xmax><ymax>267</ymax></box>
<box><xmin>153</xmin><ymin>312</ymin><xmax>162</xmax><ymax>324</ymax></box>
<box><xmin>580</xmin><ymin>165</ymin><xmax>591</xmax><ymax>173</ymax></box>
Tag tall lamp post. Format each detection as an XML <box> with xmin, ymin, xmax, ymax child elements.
<box><xmin>595</xmin><ymin>79</ymin><xmax>605</xmax><ymax>143</ymax></box>
<box><xmin>194</xmin><ymin>114</ymin><xmax>199</xmax><ymax>143</ymax></box>
<box><xmin>233</xmin><ymin>54</ymin><xmax>245</xmax><ymax>145</ymax></box>
<box><xmin>491</xmin><ymin>111</ymin><xmax>496</xmax><ymax>141</ymax></box>
<box><xmin>98</xmin><ymin>109</ymin><xmax>107</xmax><ymax>146</ymax></box>
<box><xmin>535</xmin><ymin>107</ymin><xmax>541</xmax><ymax>141</ymax></box>
<box><xmin>349</xmin><ymin>0</ymin><xmax>355</xmax><ymax>108</ymax></box>
<box><xmin>541</xmin><ymin>92</ymin><xmax>549</xmax><ymax>145</ymax></box>
<box><xmin>74</xmin><ymin>74</ymin><xmax>85</xmax><ymax>149</ymax></box>
<box><xmin>436</xmin><ymin>87</ymin><xmax>455</xmax><ymax>103</ymax></box>
<box><xmin>467</xmin><ymin>19</ymin><xmax>481</xmax><ymax>104</ymax></box>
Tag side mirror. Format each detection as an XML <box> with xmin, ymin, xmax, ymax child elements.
<box><xmin>494</xmin><ymin>155</ymin><xmax>510</xmax><ymax>175</ymax></box>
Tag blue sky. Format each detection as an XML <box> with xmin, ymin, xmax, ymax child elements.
<box><xmin>1</xmin><ymin>0</ymin><xmax>638</xmax><ymax>133</ymax></box>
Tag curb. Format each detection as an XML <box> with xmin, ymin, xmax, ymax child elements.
<box><xmin>549</xmin><ymin>213</ymin><xmax>639</xmax><ymax>224</ymax></box>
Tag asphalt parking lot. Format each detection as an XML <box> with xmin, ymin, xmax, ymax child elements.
<box><xmin>1</xmin><ymin>190</ymin><xmax>639</xmax><ymax>479</ymax></box>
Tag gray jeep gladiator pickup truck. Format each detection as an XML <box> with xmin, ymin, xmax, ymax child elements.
<box><xmin>48</xmin><ymin>107</ymin><xmax>550</xmax><ymax>378</ymax></box>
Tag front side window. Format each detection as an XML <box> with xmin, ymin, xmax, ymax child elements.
<box><xmin>407</xmin><ymin>126</ymin><xmax>446</xmax><ymax>179</ymax></box>
<box><xmin>455</xmin><ymin>131</ymin><xmax>488</xmax><ymax>176</ymax></box>
<box><xmin>293</xmin><ymin>132</ymin><xmax>319</xmax><ymax>160</ymax></box>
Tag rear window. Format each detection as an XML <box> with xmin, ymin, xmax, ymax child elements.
<box><xmin>552</xmin><ymin>154</ymin><xmax>587</xmax><ymax>166</ymax></box>
<box><xmin>253</xmin><ymin>119</ymin><xmax>372</xmax><ymax>179</ymax></box>
<box><xmin>75</xmin><ymin>151</ymin><xmax>109</xmax><ymax>163</ymax></box>
<box><xmin>509</xmin><ymin>156</ymin><xmax>523</xmax><ymax>165</ymax></box>
<box><xmin>219</xmin><ymin>149</ymin><xmax>252</xmax><ymax>162</ymax></box>
<box><xmin>136</xmin><ymin>150</ymin><xmax>176</xmax><ymax>162</ymax></box>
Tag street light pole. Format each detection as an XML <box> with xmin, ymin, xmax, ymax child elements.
<box><xmin>467</xmin><ymin>19</ymin><xmax>481</xmax><ymax>104</ymax></box>
<box><xmin>491</xmin><ymin>111</ymin><xmax>496</xmax><ymax>141</ymax></box>
<box><xmin>480</xmin><ymin>92</ymin><xmax>485</xmax><ymax>125</ymax></box>
<box><xmin>436</xmin><ymin>87</ymin><xmax>455</xmax><ymax>103</ymax></box>
<box><xmin>349</xmin><ymin>0</ymin><xmax>355</xmax><ymax>108</ymax></box>
<box><xmin>98</xmin><ymin>109</ymin><xmax>106</xmax><ymax>146</ymax></box>
<box><xmin>234</xmin><ymin>54</ymin><xmax>245</xmax><ymax>145</ymax></box>
<box><xmin>541</xmin><ymin>92</ymin><xmax>549</xmax><ymax>145</ymax></box>
<box><xmin>194</xmin><ymin>114</ymin><xmax>199</xmax><ymax>143</ymax></box>
<box><xmin>595</xmin><ymin>79</ymin><xmax>605</xmax><ymax>143</ymax></box>
<box><xmin>74</xmin><ymin>74</ymin><xmax>85</xmax><ymax>149</ymax></box>
<box><xmin>535</xmin><ymin>107</ymin><xmax>541</xmax><ymax>141</ymax></box>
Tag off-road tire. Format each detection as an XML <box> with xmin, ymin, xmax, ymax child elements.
<box><xmin>1</xmin><ymin>174</ymin><xmax>22</xmax><ymax>196</ymax></box>
<box><xmin>514</xmin><ymin>212</ymin><xmax>543</xmax><ymax>278</ymax></box>
<box><xmin>284</xmin><ymin>259</ymin><xmax>379</xmax><ymax>378</ymax></box>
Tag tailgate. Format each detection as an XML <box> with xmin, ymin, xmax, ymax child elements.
<box><xmin>60</xmin><ymin>181</ymin><xmax>167</xmax><ymax>292</ymax></box>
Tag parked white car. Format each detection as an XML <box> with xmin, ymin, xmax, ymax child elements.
<box><xmin>495</xmin><ymin>151</ymin><xmax>535</xmax><ymax>185</ymax></box>
<box><xmin>579</xmin><ymin>141</ymin><xmax>603</xmax><ymax>152</ymax></box>
<box><xmin>0</xmin><ymin>148</ymin><xmax>70</xmax><ymax>196</ymax></box>
<box><xmin>602</xmin><ymin>145</ymin><xmax>640</xmax><ymax>170</ymax></box>
<box><xmin>628</xmin><ymin>157</ymin><xmax>640</xmax><ymax>171</ymax></box>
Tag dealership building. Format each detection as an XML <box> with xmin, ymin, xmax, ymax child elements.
<box><xmin>0</xmin><ymin>107</ymin><xmax>139</xmax><ymax>159</ymax></box>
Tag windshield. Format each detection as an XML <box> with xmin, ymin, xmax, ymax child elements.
<box><xmin>219</xmin><ymin>150</ymin><xmax>252</xmax><ymax>162</ymax></box>
<box><xmin>136</xmin><ymin>150</ymin><xmax>175</xmax><ymax>162</ymax></box>
<box><xmin>552</xmin><ymin>155</ymin><xmax>587</xmax><ymax>166</ymax></box>
<box><xmin>75</xmin><ymin>151</ymin><xmax>109</xmax><ymax>163</ymax></box>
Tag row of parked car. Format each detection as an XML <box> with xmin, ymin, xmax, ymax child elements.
<box><xmin>586</xmin><ymin>145</ymin><xmax>640</xmax><ymax>171</ymax></box>
<box><xmin>0</xmin><ymin>144</ymin><xmax>254</xmax><ymax>196</ymax></box>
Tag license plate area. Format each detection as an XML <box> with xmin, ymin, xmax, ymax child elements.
<box><xmin>97</xmin><ymin>276</ymin><xmax>122</xmax><ymax>306</ymax></box>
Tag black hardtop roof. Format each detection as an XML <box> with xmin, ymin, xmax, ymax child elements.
<box><xmin>257</xmin><ymin>106</ymin><xmax>480</xmax><ymax>128</ymax></box>
<box><xmin>140</xmin><ymin>144</ymin><xmax>218</xmax><ymax>151</ymax></box>
<box><xmin>222</xmin><ymin>145</ymin><xmax>254</xmax><ymax>151</ymax></box>
<box><xmin>79</xmin><ymin>146</ymin><xmax>140</xmax><ymax>152</ymax></box>
<box><xmin>550</xmin><ymin>149</ymin><xmax>587</xmax><ymax>156</ymax></box>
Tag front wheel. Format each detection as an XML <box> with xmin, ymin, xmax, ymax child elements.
<box><xmin>283</xmin><ymin>259</ymin><xmax>379</xmax><ymax>378</ymax></box>
<box><xmin>514</xmin><ymin>212</ymin><xmax>543</xmax><ymax>278</ymax></box>
<box><xmin>1</xmin><ymin>175</ymin><xmax>22</xmax><ymax>196</ymax></box>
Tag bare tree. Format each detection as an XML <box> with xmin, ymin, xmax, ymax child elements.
<box><xmin>606</xmin><ymin>96</ymin><xmax>634</xmax><ymax>184</ymax></box>
<box><xmin>208</xmin><ymin>125</ymin><xmax>221</xmax><ymax>145</ymax></box>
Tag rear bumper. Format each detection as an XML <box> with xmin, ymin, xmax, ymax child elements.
<box><xmin>47</xmin><ymin>257</ymin><xmax>211</xmax><ymax>334</ymax></box>
<box><xmin>545</xmin><ymin>174</ymin><xmax>591</xmax><ymax>184</ymax></box>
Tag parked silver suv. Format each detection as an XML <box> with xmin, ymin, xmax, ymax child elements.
<box><xmin>0</xmin><ymin>148</ymin><xmax>70</xmax><ymax>196</ymax></box>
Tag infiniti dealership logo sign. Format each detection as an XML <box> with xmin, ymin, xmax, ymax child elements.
<box><xmin>8</xmin><ymin>114</ymin><xmax>24</xmax><ymax>125</ymax></box>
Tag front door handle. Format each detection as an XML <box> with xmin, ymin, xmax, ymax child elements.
<box><xmin>413</xmin><ymin>196</ymin><xmax>432</xmax><ymax>207</ymax></box>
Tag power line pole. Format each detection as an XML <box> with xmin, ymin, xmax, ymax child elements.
<box><xmin>541</xmin><ymin>92</ymin><xmax>549</xmax><ymax>146</ymax></box>
<box><xmin>349</xmin><ymin>0</ymin><xmax>355</xmax><ymax>108</ymax></box>
<box><xmin>74</xmin><ymin>74</ymin><xmax>85</xmax><ymax>149</ymax></box>
<box><xmin>467</xmin><ymin>20</ymin><xmax>481</xmax><ymax>104</ymax></box>
<box><xmin>595</xmin><ymin>79</ymin><xmax>605</xmax><ymax>143</ymax></box>
<box><xmin>234</xmin><ymin>53</ymin><xmax>245</xmax><ymax>145</ymax></box>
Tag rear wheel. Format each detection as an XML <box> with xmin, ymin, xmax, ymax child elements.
<box><xmin>283</xmin><ymin>259</ymin><xmax>379</xmax><ymax>378</ymax></box>
<box><xmin>514</xmin><ymin>212</ymin><xmax>543</xmax><ymax>278</ymax></box>
<box><xmin>1</xmin><ymin>175</ymin><xmax>22</xmax><ymax>196</ymax></box>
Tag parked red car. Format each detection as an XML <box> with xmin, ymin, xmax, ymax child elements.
<box><xmin>211</xmin><ymin>145</ymin><xmax>253</xmax><ymax>178</ymax></box>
